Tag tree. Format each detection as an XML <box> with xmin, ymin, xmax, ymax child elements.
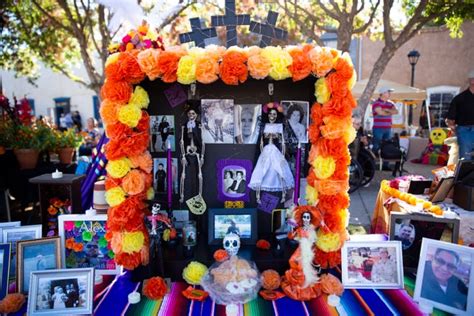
<box><xmin>357</xmin><ymin>0</ymin><xmax>473</xmax><ymax>115</ymax></box>
<box><xmin>0</xmin><ymin>0</ymin><xmax>196</xmax><ymax>96</ymax></box>
<box><xmin>280</xmin><ymin>0</ymin><xmax>380</xmax><ymax>51</ymax></box>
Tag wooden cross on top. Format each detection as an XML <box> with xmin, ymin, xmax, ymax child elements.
<box><xmin>250</xmin><ymin>11</ymin><xmax>288</xmax><ymax>48</ymax></box>
<box><xmin>179</xmin><ymin>18</ymin><xmax>217</xmax><ymax>48</ymax></box>
<box><xmin>211</xmin><ymin>0</ymin><xmax>250</xmax><ymax>47</ymax></box>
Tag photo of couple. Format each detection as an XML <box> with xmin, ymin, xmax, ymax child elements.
<box><xmin>36</xmin><ymin>278</ymin><xmax>84</xmax><ymax>310</ymax></box>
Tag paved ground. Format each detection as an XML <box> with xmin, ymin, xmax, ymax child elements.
<box><xmin>348</xmin><ymin>161</ymin><xmax>435</xmax><ymax>231</ymax></box>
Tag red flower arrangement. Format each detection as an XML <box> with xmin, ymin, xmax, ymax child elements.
<box><xmin>143</xmin><ymin>276</ymin><xmax>168</xmax><ymax>300</ymax></box>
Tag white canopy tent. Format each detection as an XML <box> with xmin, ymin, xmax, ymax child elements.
<box><xmin>352</xmin><ymin>79</ymin><xmax>426</xmax><ymax>101</ymax></box>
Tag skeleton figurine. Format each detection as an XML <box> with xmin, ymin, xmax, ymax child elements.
<box><xmin>223</xmin><ymin>233</ymin><xmax>241</xmax><ymax>257</ymax></box>
<box><xmin>179</xmin><ymin>106</ymin><xmax>205</xmax><ymax>203</ymax></box>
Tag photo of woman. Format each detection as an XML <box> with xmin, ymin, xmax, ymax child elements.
<box><xmin>201</xmin><ymin>99</ymin><xmax>234</xmax><ymax>144</ymax></box>
<box><xmin>150</xmin><ymin>115</ymin><xmax>175</xmax><ymax>152</ymax></box>
<box><xmin>234</xmin><ymin>104</ymin><xmax>261</xmax><ymax>144</ymax></box>
<box><xmin>281</xmin><ymin>101</ymin><xmax>309</xmax><ymax>143</ymax></box>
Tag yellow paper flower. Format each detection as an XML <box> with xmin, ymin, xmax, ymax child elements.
<box><xmin>315</xmin><ymin>78</ymin><xmax>330</xmax><ymax>104</ymax></box>
<box><xmin>182</xmin><ymin>261</ymin><xmax>208</xmax><ymax>285</ymax></box>
<box><xmin>105</xmin><ymin>53</ymin><xmax>120</xmax><ymax>67</ymax></box>
<box><xmin>118</xmin><ymin>104</ymin><xmax>142</xmax><ymax>128</ymax></box>
<box><xmin>312</xmin><ymin>156</ymin><xmax>336</xmax><ymax>179</ymax></box>
<box><xmin>105</xmin><ymin>187</ymin><xmax>126</xmax><ymax>207</ymax></box>
<box><xmin>305</xmin><ymin>185</ymin><xmax>319</xmax><ymax>206</ymax></box>
<box><xmin>347</xmin><ymin>69</ymin><xmax>357</xmax><ymax>90</ymax></box>
<box><xmin>177</xmin><ymin>55</ymin><xmax>197</xmax><ymax>85</ymax></box>
<box><xmin>261</xmin><ymin>47</ymin><xmax>292</xmax><ymax>80</ymax></box>
<box><xmin>122</xmin><ymin>231</ymin><xmax>145</xmax><ymax>253</ymax></box>
<box><xmin>106</xmin><ymin>157</ymin><xmax>132</xmax><ymax>178</ymax></box>
<box><xmin>146</xmin><ymin>187</ymin><xmax>155</xmax><ymax>200</ymax></box>
<box><xmin>316</xmin><ymin>230</ymin><xmax>342</xmax><ymax>252</ymax></box>
<box><xmin>129</xmin><ymin>86</ymin><xmax>149</xmax><ymax>109</ymax></box>
<box><xmin>343</xmin><ymin>125</ymin><xmax>357</xmax><ymax>144</ymax></box>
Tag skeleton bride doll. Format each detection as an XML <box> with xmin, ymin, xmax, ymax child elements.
<box><xmin>249</xmin><ymin>102</ymin><xmax>294</xmax><ymax>203</ymax></box>
<box><xmin>179</xmin><ymin>105</ymin><xmax>205</xmax><ymax>203</ymax></box>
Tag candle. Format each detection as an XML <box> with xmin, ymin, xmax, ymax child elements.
<box><xmin>167</xmin><ymin>140</ymin><xmax>172</xmax><ymax>211</ymax></box>
<box><xmin>52</xmin><ymin>169</ymin><xmax>63</xmax><ymax>179</ymax></box>
<box><xmin>294</xmin><ymin>142</ymin><xmax>301</xmax><ymax>205</ymax></box>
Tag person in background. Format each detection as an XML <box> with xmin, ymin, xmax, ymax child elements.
<box><xmin>372</xmin><ymin>87</ymin><xmax>398</xmax><ymax>170</ymax></box>
<box><xmin>64</xmin><ymin>112</ymin><xmax>74</xmax><ymax>129</ymax></box>
<box><xmin>79</xmin><ymin>117</ymin><xmax>100</xmax><ymax>156</ymax></box>
<box><xmin>59</xmin><ymin>113</ymin><xmax>67</xmax><ymax>131</ymax></box>
<box><xmin>72</xmin><ymin>111</ymin><xmax>82</xmax><ymax>131</ymax></box>
<box><xmin>446</xmin><ymin>70</ymin><xmax>474</xmax><ymax>160</ymax></box>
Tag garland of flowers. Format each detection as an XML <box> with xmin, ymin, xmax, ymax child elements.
<box><xmin>380</xmin><ymin>180</ymin><xmax>443</xmax><ymax>216</ymax></box>
<box><xmin>101</xmin><ymin>23</ymin><xmax>357</xmax><ymax>270</ymax></box>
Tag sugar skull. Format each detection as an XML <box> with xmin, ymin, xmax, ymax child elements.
<box><xmin>430</xmin><ymin>128</ymin><xmax>448</xmax><ymax>146</ymax></box>
<box><xmin>223</xmin><ymin>233</ymin><xmax>240</xmax><ymax>257</ymax></box>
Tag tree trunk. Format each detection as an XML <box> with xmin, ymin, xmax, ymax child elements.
<box><xmin>357</xmin><ymin>47</ymin><xmax>395</xmax><ymax>115</ymax></box>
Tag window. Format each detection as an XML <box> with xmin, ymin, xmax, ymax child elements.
<box><xmin>426</xmin><ymin>86</ymin><xmax>460</xmax><ymax>128</ymax></box>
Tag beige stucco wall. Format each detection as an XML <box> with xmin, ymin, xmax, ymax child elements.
<box><xmin>361</xmin><ymin>22</ymin><xmax>474</xmax><ymax>90</ymax></box>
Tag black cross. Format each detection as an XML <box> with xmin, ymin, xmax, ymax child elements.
<box><xmin>179</xmin><ymin>18</ymin><xmax>217</xmax><ymax>48</ymax></box>
<box><xmin>250</xmin><ymin>11</ymin><xmax>288</xmax><ymax>48</ymax></box>
<box><xmin>211</xmin><ymin>0</ymin><xmax>250</xmax><ymax>47</ymax></box>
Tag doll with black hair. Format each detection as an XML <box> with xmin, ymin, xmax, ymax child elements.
<box><xmin>179</xmin><ymin>104</ymin><xmax>205</xmax><ymax>202</ymax></box>
<box><xmin>249</xmin><ymin>102</ymin><xmax>294</xmax><ymax>203</ymax></box>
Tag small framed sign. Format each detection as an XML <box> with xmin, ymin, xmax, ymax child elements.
<box><xmin>58</xmin><ymin>215</ymin><xmax>120</xmax><ymax>275</ymax></box>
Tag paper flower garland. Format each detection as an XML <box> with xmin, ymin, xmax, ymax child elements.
<box><xmin>101</xmin><ymin>28</ymin><xmax>357</xmax><ymax>270</ymax></box>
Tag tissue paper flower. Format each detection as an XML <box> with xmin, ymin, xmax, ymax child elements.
<box><xmin>177</xmin><ymin>55</ymin><xmax>197</xmax><ymax>84</ymax></box>
<box><xmin>122</xmin><ymin>231</ymin><xmax>145</xmax><ymax>253</ymax></box>
<box><xmin>182</xmin><ymin>261</ymin><xmax>208</xmax><ymax>285</ymax></box>
<box><xmin>143</xmin><ymin>276</ymin><xmax>167</xmax><ymax>300</ymax></box>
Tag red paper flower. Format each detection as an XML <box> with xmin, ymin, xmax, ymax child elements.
<box><xmin>213</xmin><ymin>249</ymin><xmax>229</xmax><ymax>262</ymax></box>
<box><xmin>143</xmin><ymin>276</ymin><xmax>167</xmax><ymax>300</ymax></box>
<box><xmin>256</xmin><ymin>239</ymin><xmax>271</xmax><ymax>250</ymax></box>
<box><xmin>219</xmin><ymin>51</ymin><xmax>248</xmax><ymax>85</ymax></box>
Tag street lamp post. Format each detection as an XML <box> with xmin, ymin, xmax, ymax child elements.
<box><xmin>407</xmin><ymin>49</ymin><xmax>420</xmax><ymax>125</ymax></box>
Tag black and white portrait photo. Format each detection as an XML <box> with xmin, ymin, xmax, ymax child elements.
<box><xmin>153</xmin><ymin>158</ymin><xmax>178</xmax><ymax>194</ymax></box>
<box><xmin>223</xmin><ymin>168</ymin><xmax>247</xmax><ymax>196</ymax></box>
<box><xmin>201</xmin><ymin>99</ymin><xmax>234</xmax><ymax>144</ymax></box>
<box><xmin>36</xmin><ymin>277</ymin><xmax>84</xmax><ymax>310</ymax></box>
<box><xmin>234</xmin><ymin>104</ymin><xmax>261</xmax><ymax>144</ymax></box>
<box><xmin>150</xmin><ymin>115</ymin><xmax>175</xmax><ymax>152</ymax></box>
<box><xmin>281</xmin><ymin>101</ymin><xmax>309</xmax><ymax>143</ymax></box>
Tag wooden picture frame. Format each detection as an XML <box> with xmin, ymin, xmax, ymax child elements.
<box><xmin>389</xmin><ymin>212</ymin><xmax>460</xmax><ymax>272</ymax></box>
<box><xmin>414</xmin><ymin>238</ymin><xmax>473</xmax><ymax>316</ymax></box>
<box><xmin>208</xmin><ymin>208</ymin><xmax>257</xmax><ymax>245</ymax></box>
<box><xmin>16</xmin><ymin>237</ymin><xmax>61</xmax><ymax>295</ymax></box>
<box><xmin>341</xmin><ymin>241</ymin><xmax>404</xmax><ymax>289</ymax></box>
<box><xmin>27</xmin><ymin>268</ymin><xmax>94</xmax><ymax>315</ymax></box>
<box><xmin>58</xmin><ymin>214</ymin><xmax>120</xmax><ymax>275</ymax></box>
<box><xmin>0</xmin><ymin>243</ymin><xmax>11</xmax><ymax>300</ymax></box>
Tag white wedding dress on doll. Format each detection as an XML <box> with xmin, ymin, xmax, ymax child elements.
<box><xmin>249</xmin><ymin>123</ymin><xmax>294</xmax><ymax>193</ymax></box>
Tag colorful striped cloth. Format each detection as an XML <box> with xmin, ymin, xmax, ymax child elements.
<box><xmin>94</xmin><ymin>271</ymin><xmax>426</xmax><ymax>316</ymax></box>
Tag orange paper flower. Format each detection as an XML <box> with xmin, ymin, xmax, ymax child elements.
<box><xmin>157</xmin><ymin>51</ymin><xmax>180</xmax><ymax>83</ymax></box>
<box><xmin>220</xmin><ymin>51</ymin><xmax>248</xmax><ymax>85</ymax></box>
<box><xmin>247</xmin><ymin>54</ymin><xmax>271</xmax><ymax>80</ymax></box>
<box><xmin>0</xmin><ymin>293</ymin><xmax>26</xmax><ymax>313</ymax></box>
<box><xmin>129</xmin><ymin>152</ymin><xmax>153</xmax><ymax>173</ymax></box>
<box><xmin>137</xmin><ymin>49</ymin><xmax>161</xmax><ymax>81</ymax></box>
<box><xmin>115</xmin><ymin>251</ymin><xmax>141</xmax><ymax>270</ymax></box>
<box><xmin>65</xmin><ymin>237</ymin><xmax>75</xmax><ymax>250</ymax></box>
<box><xmin>101</xmin><ymin>80</ymin><xmax>133</xmax><ymax>104</ymax></box>
<box><xmin>195</xmin><ymin>55</ymin><xmax>219</xmax><ymax>84</ymax></box>
<box><xmin>100</xmin><ymin>99</ymin><xmax>124</xmax><ymax>126</ymax></box>
<box><xmin>104</xmin><ymin>177</ymin><xmax>122</xmax><ymax>190</ymax></box>
<box><xmin>256</xmin><ymin>239</ymin><xmax>271</xmax><ymax>250</ymax></box>
<box><xmin>72</xmin><ymin>242</ymin><xmax>84</xmax><ymax>252</ymax></box>
<box><xmin>318</xmin><ymin>193</ymin><xmax>350</xmax><ymax>214</ymax></box>
<box><xmin>121</xmin><ymin>169</ymin><xmax>146</xmax><ymax>195</ymax></box>
<box><xmin>319</xmin><ymin>273</ymin><xmax>344</xmax><ymax>296</ymax></box>
<box><xmin>315</xmin><ymin>249</ymin><xmax>341</xmax><ymax>269</ymax></box>
<box><xmin>288</xmin><ymin>48</ymin><xmax>312</xmax><ymax>82</ymax></box>
<box><xmin>261</xmin><ymin>269</ymin><xmax>281</xmax><ymax>290</ymax></box>
<box><xmin>143</xmin><ymin>276</ymin><xmax>168</xmax><ymax>300</ymax></box>
<box><xmin>213</xmin><ymin>249</ymin><xmax>229</xmax><ymax>262</ymax></box>
<box><xmin>309</xmin><ymin>47</ymin><xmax>334</xmax><ymax>77</ymax></box>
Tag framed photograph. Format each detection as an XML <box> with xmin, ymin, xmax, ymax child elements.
<box><xmin>281</xmin><ymin>100</ymin><xmax>309</xmax><ymax>143</ymax></box>
<box><xmin>17</xmin><ymin>237</ymin><xmax>61</xmax><ymax>295</ymax></box>
<box><xmin>201</xmin><ymin>99</ymin><xmax>234</xmax><ymax>144</ymax></box>
<box><xmin>153</xmin><ymin>158</ymin><xmax>178</xmax><ymax>194</ymax></box>
<box><xmin>2</xmin><ymin>225</ymin><xmax>42</xmax><ymax>279</ymax></box>
<box><xmin>150</xmin><ymin>115</ymin><xmax>176</xmax><ymax>153</ymax></box>
<box><xmin>58</xmin><ymin>215</ymin><xmax>120</xmax><ymax>275</ymax></box>
<box><xmin>0</xmin><ymin>243</ymin><xmax>11</xmax><ymax>299</ymax></box>
<box><xmin>341</xmin><ymin>241</ymin><xmax>404</xmax><ymax>289</ymax></box>
<box><xmin>0</xmin><ymin>221</ymin><xmax>21</xmax><ymax>242</ymax></box>
<box><xmin>389</xmin><ymin>212</ymin><xmax>459</xmax><ymax>272</ymax></box>
<box><xmin>414</xmin><ymin>238</ymin><xmax>473</xmax><ymax>315</ymax></box>
<box><xmin>271</xmin><ymin>209</ymin><xmax>292</xmax><ymax>234</ymax></box>
<box><xmin>234</xmin><ymin>104</ymin><xmax>261</xmax><ymax>144</ymax></box>
<box><xmin>208</xmin><ymin>208</ymin><xmax>257</xmax><ymax>245</ymax></box>
<box><xmin>27</xmin><ymin>268</ymin><xmax>94</xmax><ymax>315</ymax></box>
<box><xmin>217</xmin><ymin>159</ymin><xmax>253</xmax><ymax>202</ymax></box>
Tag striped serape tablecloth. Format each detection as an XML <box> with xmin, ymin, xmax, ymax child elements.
<box><xmin>93</xmin><ymin>271</ymin><xmax>426</xmax><ymax>316</ymax></box>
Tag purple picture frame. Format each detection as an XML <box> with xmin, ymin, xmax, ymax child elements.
<box><xmin>217</xmin><ymin>159</ymin><xmax>253</xmax><ymax>202</ymax></box>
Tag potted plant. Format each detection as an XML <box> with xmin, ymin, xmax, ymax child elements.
<box><xmin>10</xmin><ymin>124</ymin><xmax>43</xmax><ymax>169</ymax></box>
<box><xmin>55</xmin><ymin>129</ymin><xmax>83</xmax><ymax>164</ymax></box>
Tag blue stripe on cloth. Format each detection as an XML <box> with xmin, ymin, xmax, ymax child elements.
<box><xmin>357</xmin><ymin>289</ymin><xmax>396</xmax><ymax>316</ymax></box>
<box><xmin>189</xmin><ymin>297</ymin><xmax>214</xmax><ymax>316</ymax></box>
<box><xmin>340</xmin><ymin>290</ymin><xmax>369</xmax><ymax>316</ymax></box>
<box><xmin>94</xmin><ymin>271</ymin><xmax>140</xmax><ymax>316</ymax></box>
<box><xmin>274</xmin><ymin>297</ymin><xmax>308</xmax><ymax>316</ymax></box>
<box><xmin>374</xmin><ymin>290</ymin><xmax>399</xmax><ymax>316</ymax></box>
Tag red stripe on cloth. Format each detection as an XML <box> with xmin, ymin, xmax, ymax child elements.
<box><xmin>306</xmin><ymin>295</ymin><xmax>338</xmax><ymax>316</ymax></box>
<box><xmin>382</xmin><ymin>289</ymin><xmax>424</xmax><ymax>316</ymax></box>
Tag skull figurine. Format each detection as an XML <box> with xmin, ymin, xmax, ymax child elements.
<box><xmin>302</xmin><ymin>212</ymin><xmax>311</xmax><ymax>228</ymax></box>
<box><xmin>223</xmin><ymin>233</ymin><xmax>241</xmax><ymax>257</ymax></box>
